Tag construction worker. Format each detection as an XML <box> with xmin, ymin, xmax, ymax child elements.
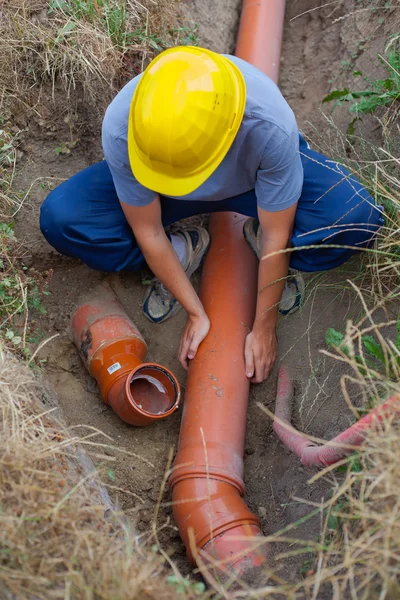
<box><xmin>40</xmin><ymin>47</ymin><xmax>383</xmax><ymax>383</ymax></box>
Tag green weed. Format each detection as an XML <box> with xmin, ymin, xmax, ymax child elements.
<box><xmin>326</xmin><ymin>314</ymin><xmax>400</xmax><ymax>380</ymax></box>
<box><xmin>0</xmin><ymin>223</ymin><xmax>51</xmax><ymax>358</ymax></box>
<box><xmin>174</xmin><ymin>24</ymin><xmax>199</xmax><ymax>47</ymax></box>
<box><xmin>55</xmin><ymin>139</ymin><xmax>79</xmax><ymax>155</ymax></box>
<box><xmin>0</xmin><ymin>123</ymin><xmax>20</xmax><ymax>218</ymax></box>
<box><xmin>323</xmin><ymin>34</ymin><xmax>400</xmax><ymax>133</ymax></box>
<box><xmin>47</xmin><ymin>0</ymin><xmax>199</xmax><ymax>53</ymax></box>
<box><xmin>1</xmin><ymin>123</ymin><xmax>51</xmax><ymax>361</ymax></box>
<box><xmin>166</xmin><ymin>574</ymin><xmax>206</xmax><ymax>595</ymax></box>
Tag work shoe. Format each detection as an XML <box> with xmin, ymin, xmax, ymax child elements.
<box><xmin>143</xmin><ymin>226</ymin><xmax>210</xmax><ymax>323</ymax></box>
<box><xmin>243</xmin><ymin>217</ymin><xmax>304</xmax><ymax>316</ymax></box>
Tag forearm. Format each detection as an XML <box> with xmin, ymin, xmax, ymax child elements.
<box><xmin>253</xmin><ymin>240</ymin><xmax>290</xmax><ymax>332</ymax></box>
<box><xmin>139</xmin><ymin>229</ymin><xmax>205</xmax><ymax>317</ymax></box>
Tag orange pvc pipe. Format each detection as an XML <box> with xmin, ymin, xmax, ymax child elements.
<box><xmin>170</xmin><ymin>0</ymin><xmax>286</xmax><ymax>583</ymax></box>
<box><xmin>72</xmin><ymin>285</ymin><xmax>181</xmax><ymax>426</ymax></box>
<box><xmin>236</xmin><ymin>0</ymin><xmax>286</xmax><ymax>82</ymax></box>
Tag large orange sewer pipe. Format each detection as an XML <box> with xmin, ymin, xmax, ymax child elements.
<box><xmin>170</xmin><ymin>0</ymin><xmax>286</xmax><ymax>583</ymax></box>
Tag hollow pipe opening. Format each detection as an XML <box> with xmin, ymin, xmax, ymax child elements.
<box><xmin>126</xmin><ymin>363</ymin><xmax>180</xmax><ymax>419</ymax></box>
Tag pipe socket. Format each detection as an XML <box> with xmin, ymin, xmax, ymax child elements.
<box><xmin>72</xmin><ymin>285</ymin><xmax>181</xmax><ymax>426</ymax></box>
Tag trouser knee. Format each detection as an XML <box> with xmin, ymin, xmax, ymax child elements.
<box><xmin>40</xmin><ymin>184</ymin><xmax>73</xmax><ymax>252</ymax></box>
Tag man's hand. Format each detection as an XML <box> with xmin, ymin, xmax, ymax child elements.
<box><xmin>178</xmin><ymin>311</ymin><xmax>210</xmax><ymax>370</ymax></box>
<box><xmin>244</xmin><ymin>203</ymin><xmax>297</xmax><ymax>384</ymax></box>
<box><xmin>244</xmin><ymin>327</ymin><xmax>277</xmax><ymax>383</ymax></box>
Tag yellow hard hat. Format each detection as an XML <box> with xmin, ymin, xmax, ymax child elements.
<box><xmin>128</xmin><ymin>46</ymin><xmax>246</xmax><ymax>197</ymax></box>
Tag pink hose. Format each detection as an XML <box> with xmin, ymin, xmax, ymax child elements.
<box><xmin>273</xmin><ymin>366</ymin><xmax>400</xmax><ymax>468</ymax></box>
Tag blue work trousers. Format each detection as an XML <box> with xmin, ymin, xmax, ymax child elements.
<box><xmin>40</xmin><ymin>137</ymin><xmax>383</xmax><ymax>273</ymax></box>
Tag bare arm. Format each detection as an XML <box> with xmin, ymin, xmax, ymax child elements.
<box><xmin>245</xmin><ymin>203</ymin><xmax>297</xmax><ymax>383</ymax></box>
<box><xmin>120</xmin><ymin>195</ymin><xmax>210</xmax><ymax>368</ymax></box>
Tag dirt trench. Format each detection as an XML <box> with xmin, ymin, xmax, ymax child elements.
<box><xmin>13</xmin><ymin>0</ymin><xmax>400</xmax><ymax>580</ymax></box>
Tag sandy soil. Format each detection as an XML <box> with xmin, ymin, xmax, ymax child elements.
<box><xmin>12</xmin><ymin>0</ymin><xmax>400</xmax><ymax>580</ymax></box>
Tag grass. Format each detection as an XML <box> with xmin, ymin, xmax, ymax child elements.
<box><xmin>0</xmin><ymin>119</ymin><xmax>20</xmax><ymax>219</ymax></box>
<box><xmin>0</xmin><ymin>122</ymin><xmax>51</xmax><ymax>362</ymax></box>
<box><xmin>257</xmin><ymin>35</ymin><xmax>400</xmax><ymax>597</ymax></box>
<box><xmin>300</xmin><ymin>304</ymin><xmax>400</xmax><ymax>598</ymax></box>
<box><xmin>0</xmin><ymin>344</ymin><xmax>213</xmax><ymax>600</ymax></box>
<box><xmin>2</xmin><ymin>327</ymin><xmax>400</xmax><ymax>598</ymax></box>
<box><xmin>288</xmin><ymin>38</ymin><xmax>400</xmax><ymax>593</ymax></box>
<box><xmin>0</xmin><ymin>0</ymin><xmax>195</xmax><ymax>359</ymax></box>
<box><xmin>323</xmin><ymin>33</ymin><xmax>400</xmax><ymax>135</ymax></box>
<box><xmin>0</xmin><ymin>0</ymin><xmax>194</xmax><ymax>115</ymax></box>
<box><xmin>305</xmin><ymin>105</ymin><xmax>400</xmax><ymax>312</ymax></box>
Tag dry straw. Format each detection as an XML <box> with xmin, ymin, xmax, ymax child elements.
<box><xmin>0</xmin><ymin>0</ymin><xmax>178</xmax><ymax>112</ymax></box>
<box><xmin>0</xmin><ymin>345</ymin><xmax>205</xmax><ymax>599</ymax></box>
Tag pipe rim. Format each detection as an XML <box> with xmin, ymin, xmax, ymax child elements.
<box><xmin>125</xmin><ymin>362</ymin><xmax>181</xmax><ymax>421</ymax></box>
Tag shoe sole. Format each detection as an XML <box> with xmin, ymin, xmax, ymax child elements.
<box><xmin>243</xmin><ymin>219</ymin><xmax>304</xmax><ymax>317</ymax></box>
<box><xmin>278</xmin><ymin>270</ymin><xmax>305</xmax><ymax>316</ymax></box>
<box><xmin>159</xmin><ymin>228</ymin><xmax>210</xmax><ymax>322</ymax></box>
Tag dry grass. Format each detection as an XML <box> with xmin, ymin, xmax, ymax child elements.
<box><xmin>302</xmin><ymin>315</ymin><xmax>400</xmax><ymax>599</ymax></box>
<box><xmin>0</xmin><ymin>123</ymin><xmax>52</xmax><ymax>358</ymax></box>
<box><xmin>0</xmin><ymin>344</ymin><xmax>211</xmax><ymax>600</ymax></box>
<box><xmin>278</xmin><ymin>418</ymin><xmax>400</xmax><ymax>599</ymax></box>
<box><xmin>0</xmin><ymin>0</ymin><xmax>180</xmax><ymax>113</ymax></box>
<box><xmin>247</xmin><ymin>110</ymin><xmax>400</xmax><ymax>597</ymax></box>
<box><xmin>277</xmin><ymin>113</ymin><xmax>400</xmax><ymax>598</ymax></box>
<box><xmin>306</xmin><ymin>113</ymin><xmax>400</xmax><ymax>305</ymax></box>
<box><xmin>243</xmin><ymin>297</ymin><xmax>400</xmax><ymax>599</ymax></box>
<box><xmin>3</xmin><ymin>325</ymin><xmax>400</xmax><ymax>599</ymax></box>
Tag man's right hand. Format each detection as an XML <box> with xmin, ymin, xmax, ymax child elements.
<box><xmin>178</xmin><ymin>310</ymin><xmax>210</xmax><ymax>370</ymax></box>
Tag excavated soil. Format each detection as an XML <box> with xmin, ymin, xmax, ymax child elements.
<box><xmin>12</xmin><ymin>0</ymin><xmax>400</xmax><ymax>581</ymax></box>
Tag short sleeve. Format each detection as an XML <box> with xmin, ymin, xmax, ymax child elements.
<box><xmin>255</xmin><ymin>130</ymin><xmax>303</xmax><ymax>212</ymax></box>
<box><xmin>102</xmin><ymin>121</ymin><xmax>155</xmax><ymax>207</ymax></box>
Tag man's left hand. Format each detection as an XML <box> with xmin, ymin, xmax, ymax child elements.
<box><xmin>244</xmin><ymin>327</ymin><xmax>277</xmax><ymax>383</ymax></box>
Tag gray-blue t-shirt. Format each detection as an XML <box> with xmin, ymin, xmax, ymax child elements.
<box><xmin>102</xmin><ymin>55</ymin><xmax>303</xmax><ymax>212</ymax></box>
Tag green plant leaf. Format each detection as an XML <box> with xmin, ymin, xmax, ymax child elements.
<box><xmin>326</xmin><ymin>328</ymin><xmax>344</xmax><ymax>347</ymax></box>
<box><xmin>383</xmin><ymin>78</ymin><xmax>394</xmax><ymax>90</ymax></box>
<box><xmin>48</xmin><ymin>0</ymin><xmax>68</xmax><ymax>14</ymax></box>
<box><xmin>149</xmin><ymin>38</ymin><xmax>161</xmax><ymax>50</ymax></box>
<box><xmin>322</xmin><ymin>88</ymin><xmax>350</xmax><ymax>103</ymax></box>
<box><xmin>327</xmin><ymin>513</ymin><xmax>340</xmax><ymax>531</ymax></box>
<box><xmin>346</xmin><ymin>117</ymin><xmax>359</xmax><ymax>136</ymax></box>
<box><xmin>395</xmin><ymin>313</ymin><xmax>400</xmax><ymax>351</ymax></box>
<box><xmin>362</xmin><ymin>335</ymin><xmax>385</xmax><ymax>363</ymax></box>
<box><xmin>56</xmin><ymin>21</ymin><xmax>77</xmax><ymax>42</ymax></box>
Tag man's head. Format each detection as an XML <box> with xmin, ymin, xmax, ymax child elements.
<box><xmin>128</xmin><ymin>46</ymin><xmax>246</xmax><ymax>196</ymax></box>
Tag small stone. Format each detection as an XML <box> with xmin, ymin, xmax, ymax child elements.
<box><xmin>148</xmin><ymin>489</ymin><xmax>161</xmax><ymax>503</ymax></box>
<box><xmin>142</xmin><ymin>482</ymin><xmax>154</xmax><ymax>492</ymax></box>
<box><xmin>139</xmin><ymin>511</ymin><xmax>152</xmax><ymax>524</ymax></box>
<box><xmin>258</xmin><ymin>506</ymin><xmax>267</xmax><ymax>519</ymax></box>
<box><xmin>245</xmin><ymin>447</ymin><xmax>255</xmax><ymax>456</ymax></box>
